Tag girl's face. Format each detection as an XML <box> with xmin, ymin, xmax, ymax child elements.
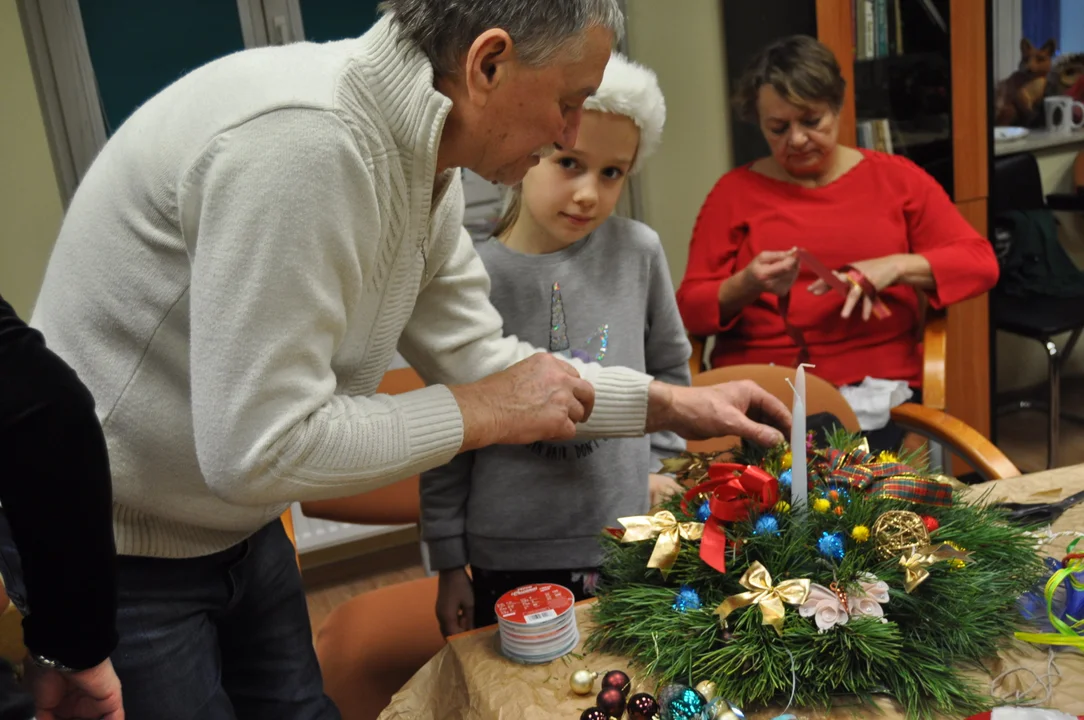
<box><xmin>519</xmin><ymin>110</ymin><xmax>640</xmax><ymax>246</ymax></box>
<box><xmin>756</xmin><ymin>85</ymin><xmax>840</xmax><ymax>178</ymax></box>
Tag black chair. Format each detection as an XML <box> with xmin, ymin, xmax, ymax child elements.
<box><xmin>991</xmin><ymin>152</ymin><xmax>1084</xmax><ymax>468</ymax></box>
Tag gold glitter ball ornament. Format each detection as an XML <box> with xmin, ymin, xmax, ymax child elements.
<box><xmin>872</xmin><ymin>510</ymin><xmax>930</xmax><ymax>560</ymax></box>
<box><xmin>695</xmin><ymin>680</ymin><xmax>718</xmax><ymax>701</ymax></box>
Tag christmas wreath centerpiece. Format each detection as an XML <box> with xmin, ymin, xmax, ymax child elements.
<box><xmin>587</xmin><ymin>431</ymin><xmax>1050</xmax><ymax>719</ymax></box>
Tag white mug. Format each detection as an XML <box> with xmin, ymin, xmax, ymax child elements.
<box><xmin>1044</xmin><ymin>95</ymin><xmax>1084</xmax><ymax>134</ymax></box>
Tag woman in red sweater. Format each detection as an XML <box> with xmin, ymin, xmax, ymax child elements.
<box><xmin>677</xmin><ymin>35</ymin><xmax>998</xmax><ymax>449</ymax></box>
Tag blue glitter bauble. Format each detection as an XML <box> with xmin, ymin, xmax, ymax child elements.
<box><xmin>672</xmin><ymin>585</ymin><xmax>702</xmax><ymax>613</ymax></box>
<box><xmin>817</xmin><ymin>531</ymin><xmax>846</xmax><ymax>561</ymax></box>
<box><xmin>658</xmin><ymin>685</ymin><xmax>708</xmax><ymax>720</ymax></box>
<box><xmin>696</xmin><ymin>500</ymin><xmax>712</xmax><ymax>523</ymax></box>
<box><xmin>753</xmin><ymin>515</ymin><xmax>780</xmax><ymax>536</ymax></box>
<box><xmin>778</xmin><ymin>468</ymin><xmax>792</xmax><ymax>489</ymax></box>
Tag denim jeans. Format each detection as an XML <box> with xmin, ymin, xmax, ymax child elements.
<box><xmin>0</xmin><ymin>516</ymin><xmax>341</xmax><ymax>720</ymax></box>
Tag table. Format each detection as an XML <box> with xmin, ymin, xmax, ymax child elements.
<box><xmin>378</xmin><ymin>467</ymin><xmax>1084</xmax><ymax>720</ymax></box>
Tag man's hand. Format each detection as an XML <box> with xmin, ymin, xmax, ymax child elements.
<box><xmin>647</xmin><ymin>380</ymin><xmax>791</xmax><ymax>446</ymax></box>
<box><xmin>26</xmin><ymin>657</ymin><xmax>124</xmax><ymax>720</ymax></box>
<box><xmin>450</xmin><ymin>354</ymin><xmax>595</xmax><ymax>452</ymax></box>
<box><xmin>436</xmin><ymin>568</ymin><xmax>475</xmax><ymax>637</ymax></box>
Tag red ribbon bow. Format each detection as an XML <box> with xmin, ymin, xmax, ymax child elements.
<box><xmin>681</xmin><ymin>463</ymin><xmax>779</xmax><ymax>573</ymax></box>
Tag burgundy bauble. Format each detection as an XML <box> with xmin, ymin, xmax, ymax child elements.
<box><xmin>596</xmin><ymin>688</ymin><xmax>626</xmax><ymax>718</ymax></box>
<box><xmin>579</xmin><ymin>708</ymin><xmax>608</xmax><ymax>720</ymax></box>
<box><xmin>601</xmin><ymin>669</ymin><xmax>632</xmax><ymax>696</ymax></box>
<box><xmin>921</xmin><ymin>515</ymin><xmax>940</xmax><ymax>532</ymax></box>
<box><xmin>626</xmin><ymin>692</ymin><xmax>660</xmax><ymax>720</ymax></box>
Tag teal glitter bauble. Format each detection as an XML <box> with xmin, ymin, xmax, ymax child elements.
<box><xmin>658</xmin><ymin>684</ymin><xmax>709</xmax><ymax>720</ymax></box>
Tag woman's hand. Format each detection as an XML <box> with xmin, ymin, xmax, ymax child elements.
<box><xmin>648</xmin><ymin>473</ymin><xmax>683</xmax><ymax>508</ymax></box>
<box><xmin>741</xmin><ymin>248</ymin><xmax>800</xmax><ymax>297</ymax></box>
<box><xmin>808</xmin><ymin>255</ymin><xmax>902</xmax><ymax>320</ymax></box>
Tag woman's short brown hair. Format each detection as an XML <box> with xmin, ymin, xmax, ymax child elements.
<box><xmin>733</xmin><ymin>35</ymin><xmax>846</xmax><ymax>123</ymax></box>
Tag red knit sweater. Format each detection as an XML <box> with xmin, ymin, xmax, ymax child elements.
<box><xmin>676</xmin><ymin>151</ymin><xmax>999</xmax><ymax>387</ymax></box>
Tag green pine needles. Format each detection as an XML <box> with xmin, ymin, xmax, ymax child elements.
<box><xmin>587</xmin><ymin>435</ymin><xmax>1046</xmax><ymax>719</ymax></box>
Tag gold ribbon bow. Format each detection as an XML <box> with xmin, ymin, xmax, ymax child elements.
<box><xmin>617</xmin><ymin>511</ymin><xmax>703</xmax><ymax>577</ymax></box>
<box><xmin>714</xmin><ymin>561</ymin><xmax>811</xmax><ymax>636</ymax></box>
<box><xmin>899</xmin><ymin>543</ymin><xmax>973</xmax><ymax>593</ymax></box>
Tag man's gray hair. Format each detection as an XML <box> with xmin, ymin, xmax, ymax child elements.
<box><xmin>378</xmin><ymin>0</ymin><xmax>625</xmax><ymax>77</ymax></box>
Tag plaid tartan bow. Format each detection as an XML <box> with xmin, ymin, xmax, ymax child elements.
<box><xmin>821</xmin><ymin>449</ymin><xmax>954</xmax><ymax>507</ymax></box>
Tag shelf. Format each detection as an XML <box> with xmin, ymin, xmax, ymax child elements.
<box><xmin>994</xmin><ymin>128</ymin><xmax>1084</xmax><ymax>157</ymax></box>
<box><xmin>854</xmin><ymin>50</ymin><xmax>943</xmax><ymax>66</ymax></box>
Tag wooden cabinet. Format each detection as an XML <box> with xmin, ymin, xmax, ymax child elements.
<box><xmin>815</xmin><ymin>0</ymin><xmax>993</xmax><ymax>447</ymax></box>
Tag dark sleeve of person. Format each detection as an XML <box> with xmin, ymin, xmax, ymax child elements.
<box><xmin>0</xmin><ymin>294</ymin><xmax>118</xmax><ymax>670</ymax></box>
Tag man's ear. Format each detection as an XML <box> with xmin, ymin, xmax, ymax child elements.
<box><xmin>463</xmin><ymin>29</ymin><xmax>515</xmax><ymax>106</ymax></box>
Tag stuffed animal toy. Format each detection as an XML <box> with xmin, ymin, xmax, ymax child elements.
<box><xmin>995</xmin><ymin>37</ymin><xmax>1056</xmax><ymax>127</ymax></box>
<box><xmin>1047</xmin><ymin>52</ymin><xmax>1084</xmax><ymax>99</ymax></box>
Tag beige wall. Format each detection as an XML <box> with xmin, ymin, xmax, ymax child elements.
<box><xmin>995</xmin><ymin>142</ymin><xmax>1084</xmax><ymax>392</ymax></box>
<box><xmin>625</xmin><ymin>0</ymin><xmax>733</xmax><ymax>287</ymax></box>
<box><xmin>0</xmin><ymin>1</ymin><xmax>63</xmax><ymax>318</ymax></box>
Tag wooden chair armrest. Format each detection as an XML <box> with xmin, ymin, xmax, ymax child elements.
<box><xmin>689</xmin><ymin>335</ymin><xmax>706</xmax><ymax>376</ymax></box>
<box><xmin>921</xmin><ymin>309</ymin><xmax>947</xmax><ymax>411</ymax></box>
<box><xmin>300</xmin><ymin>477</ymin><xmax>421</xmax><ymax>527</ymax></box>
<box><xmin>889</xmin><ymin>403</ymin><xmax>1020</xmax><ymax>481</ymax></box>
<box><xmin>280</xmin><ymin>509</ymin><xmax>301</xmax><ymax>570</ymax></box>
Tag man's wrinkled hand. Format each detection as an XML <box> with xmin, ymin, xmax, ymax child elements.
<box><xmin>648</xmin><ymin>380</ymin><xmax>791</xmax><ymax>446</ymax></box>
<box><xmin>451</xmin><ymin>354</ymin><xmax>595</xmax><ymax>451</ymax></box>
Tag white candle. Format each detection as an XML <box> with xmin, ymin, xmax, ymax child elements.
<box><xmin>790</xmin><ymin>365</ymin><xmax>812</xmax><ymax>515</ymax></box>
<box><xmin>790</xmin><ymin>394</ymin><xmax>807</xmax><ymax>514</ymax></box>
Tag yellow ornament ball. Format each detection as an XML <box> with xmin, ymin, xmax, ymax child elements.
<box><xmin>851</xmin><ymin>525</ymin><xmax>871</xmax><ymax>543</ymax></box>
<box><xmin>774</xmin><ymin>500</ymin><xmax>791</xmax><ymax>514</ymax></box>
<box><xmin>945</xmin><ymin>541</ymin><xmax>969</xmax><ymax>569</ymax></box>
<box><xmin>813</xmin><ymin>498</ymin><xmax>831</xmax><ymax>513</ymax></box>
<box><xmin>780</xmin><ymin>450</ymin><xmax>793</xmax><ymax>470</ymax></box>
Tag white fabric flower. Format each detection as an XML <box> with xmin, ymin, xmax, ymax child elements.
<box><xmin>799</xmin><ymin>584</ymin><xmax>848</xmax><ymax>633</ymax></box>
<box><xmin>848</xmin><ymin>576</ymin><xmax>890</xmax><ymax>622</ymax></box>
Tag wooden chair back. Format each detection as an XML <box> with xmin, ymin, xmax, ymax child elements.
<box><xmin>300</xmin><ymin>367</ymin><xmax>426</xmax><ymax>526</ymax></box>
<box><xmin>686</xmin><ymin>364</ymin><xmax>859</xmax><ymax>454</ymax></box>
<box><xmin>300</xmin><ymin>366</ymin><xmax>440</xmax><ymax>720</ymax></box>
<box><xmin>688</xmin><ymin>302</ymin><xmax>947</xmax><ymax>412</ymax></box>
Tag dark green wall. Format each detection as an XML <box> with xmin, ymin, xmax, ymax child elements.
<box><xmin>79</xmin><ymin>1</ymin><xmax>383</xmax><ymax>135</ymax></box>
<box><xmin>299</xmin><ymin>0</ymin><xmax>382</xmax><ymax>43</ymax></box>
<box><xmin>79</xmin><ymin>1</ymin><xmax>247</xmax><ymax>134</ymax></box>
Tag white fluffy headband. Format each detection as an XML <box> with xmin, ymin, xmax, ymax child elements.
<box><xmin>582</xmin><ymin>52</ymin><xmax>666</xmax><ymax>175</ymax></box>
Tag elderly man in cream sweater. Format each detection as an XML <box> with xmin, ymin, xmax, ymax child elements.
<box><xmin>29</xmin><ymin>0</ymin><xmax>789</xmax><ymax>717</ymax></box>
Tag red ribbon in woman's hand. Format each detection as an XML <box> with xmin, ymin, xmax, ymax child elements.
<box><xmin>681</xmin><ymin>463</ymin><xmax>780</xmax><ymax>573</ymax></box>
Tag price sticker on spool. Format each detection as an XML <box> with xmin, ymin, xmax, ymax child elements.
<box><xmin>495</xmin><ymin>584</ymin><xmax>575</xmax><ymax>626</ymax></box>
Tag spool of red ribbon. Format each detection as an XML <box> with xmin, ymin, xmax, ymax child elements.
<box><xmin>682</xmin><ymin>463</ymin><xmax>780</xmax><ymax>573</ymax></box>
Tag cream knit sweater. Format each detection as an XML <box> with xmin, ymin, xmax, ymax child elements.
<box><xmin>31</xmin><ymin>16</ymin><xmax>651</xmax><ymax>559</ymax></box>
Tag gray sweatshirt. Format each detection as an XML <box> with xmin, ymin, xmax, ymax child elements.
<box><xmin>420</xmin><ymin>216</ymin><xmax>692</xmax><ymax>571</ymax></box>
